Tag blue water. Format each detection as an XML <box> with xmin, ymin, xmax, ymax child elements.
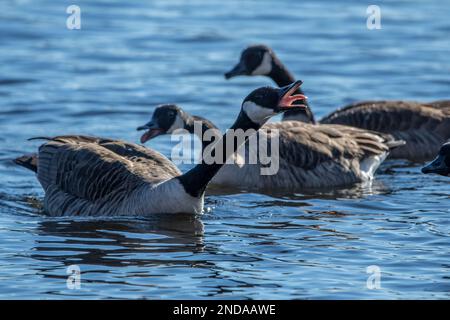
<box><xmin>0</xmin><ymin>0</ymin><xmax>449</xmax><ymax>299</ymax></box>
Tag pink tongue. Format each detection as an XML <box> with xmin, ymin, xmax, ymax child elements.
<box><xmin>140</xmin><ymin>129</ymin><xmax>162</xmax><ymax>143</ymax></box>
<box><xmin>140</xmin><ymin>131</ymin><xmax>151</xmax><ymax>144</ymax></box>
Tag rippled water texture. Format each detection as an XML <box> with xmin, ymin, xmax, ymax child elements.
<box><xmin>0</xmin><ymin>0</ymin><xmax>449</xmax><ymax>299</ymax></box>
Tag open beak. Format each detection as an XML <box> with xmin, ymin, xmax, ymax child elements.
<box><xmin>422</xmin><ymin>154</ymin><xmax>448</xmax><ymax>176</ymax></box>
<box><xmin>137</xmin><ymin>121</ymin><xmax>164</xmax><ymax>144</ymax></box>
<box><xmin>225</xmin><ymin>61</ymin><xmax>248</xmax><ymax>79</ymax></box>
<box><xmin>277</xmin><ymin>80</ymin><xmax>307</xmax><ymax>111</ymax></box>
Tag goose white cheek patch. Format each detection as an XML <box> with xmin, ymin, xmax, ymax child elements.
<box><xmin>167</xmin><ymin>114</ymin><xmax>185</xmax><ymax>133</ymax></box>
<box><xmin>242</xmin><ymin>101</ymin><xmax>274</xmax><ymax>124</ymax></box>
<box><xmin>251</xmin><ymin>52</ymin><xmax>272</xmax><ymax>75</ymax></box>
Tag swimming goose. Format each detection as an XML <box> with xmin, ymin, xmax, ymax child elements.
<box><xmin>225</xmin><ymin>44</ymin><xmax>450</xmax><ymax>161</ymax></box>
<box><xmin>137</xmin><ymin>104</ymin><xmax>404</xmax><ymax>190</ymax></box>
<box><xmin>14</xmin><ymin>82</ymin><xmax>306</xmax><ymax>216</ymax></box>
<box><xmin>422</xmin><ymin>142</ymin><xmax>450</xmax><ymax>177</ymax></box>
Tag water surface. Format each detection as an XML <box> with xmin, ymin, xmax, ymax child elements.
<box><xmin>0</xmin><ymin>0</ymin><xmax>449</xmax><ymax>299</ymax></box>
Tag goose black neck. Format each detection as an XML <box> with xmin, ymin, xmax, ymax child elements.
<box><xmin>269</xmin><ymin>57</ymin><xmax>297</xmax><ymax>88</ymax></box>
<box><xmin>177</xmin><ymin>111</ymin><xmax>260</xmax><ymax>198</ymax></box>
<box><xmin>184</xmin><ymin>115</ymin><xmax>221</xmax><ymax>151</ymax></box>
<box><xmin>269</xmin><ymin>56</ymin><xmax>315</xmax><ymax>124</ymax></box>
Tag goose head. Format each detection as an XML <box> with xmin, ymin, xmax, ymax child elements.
<box><xmin>422</xmin><ymin>142</ymin><xmax>450</xmax><ymax>177</ymax></box>
<box><xmin>241</xmin><ymin>80</ymin><xmax>307</xmax><ymax>125</ymax></box>
<box><xmin>137</xmin><ymin>104</ymin><xmax>188</xmax><ymax>144</ymax></box>
<box><xmin>225</xmin><ymin>44</ymin><xmax>274</xmax><ymax>79</ymax></box>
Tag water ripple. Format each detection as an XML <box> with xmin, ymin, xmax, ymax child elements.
<box><xmin>0</xmin><ymin>0</ymin><xmax>449</xmax><ymax>299</ymax></box>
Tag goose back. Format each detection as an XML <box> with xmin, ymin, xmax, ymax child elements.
<box><xmin>212</xmin><ymin>121</ymin><xmax>397</xmax><ymax>190</ymax></box>
<box><xmin>320</xmin><ymin>101</ymin><xmax>450</xmax><ymax>161</ymax></box>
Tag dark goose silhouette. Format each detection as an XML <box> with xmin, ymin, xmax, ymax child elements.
<box><xmin>422</xmin><ymin>142</ymin><xmax>450</xmax><ymax>177</ymax></box>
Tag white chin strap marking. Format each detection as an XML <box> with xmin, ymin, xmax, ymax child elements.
<box><xmin>167</xmin><ymin>114</ymin><xmax>185</xmax><ymax>133</ymax></box>
<box><xmin>251</xmin><ymin>52</ymin><xmax>272</xmax><ymax>76</ymax></box>
<box><xmin>242</xmin><ymin>101</ymin><xmax>274</xmax><ymax>124</ymax></box>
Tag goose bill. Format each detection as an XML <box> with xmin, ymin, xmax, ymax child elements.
<box><xmin>140</xmin><ymin>129</ymin><xmax>164</xmax><ymax>144</ymax></box>
<box><xmin>422</xmin><ymin>154</ymin><xmax>447</xmax><ymax>175</ymax></box>
<box><xmin>225</xmin><ymin>62</ymin><xmax>247</xmax><ymax>79</ymax></box>
<box><xmin>277</xmin><ymin>80</ymin><xmax>307</xmax><ymax>111</ymax></box>
<box><xmin>137</xmin><ymin>122</ymin><xmax>164</xmax><ymax>143</ymax></box>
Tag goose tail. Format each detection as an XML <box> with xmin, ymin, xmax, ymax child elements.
<box><xmin>27</xmin><ymin>136</ymin><xmax>53</xmax><ymax>141</ymax></box>
<box><xmin>376</xmin><ymin>132</ymin><xmax>406</xmax><ymax>151</ymax></box>
<box><xmin>385</xmin><ymin>138</ymin><xmax>406</xmax><ymax>150</ymax></box>
<box><xmin>14</xmin><ymin>153</ymin><xmax>38</xmax><ymax>173</ymax></box>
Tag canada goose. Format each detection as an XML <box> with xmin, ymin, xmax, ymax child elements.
<box><xmin>137</xmin><ymin>104</ymin><xmax>404</xmax><ymax>190</ymax></box>
<box><xmin>225</xmin><ymin>44</ymin><xmax>450</xmax><ymax>161</ymax></box>
<box><xmin>14</xmin><ymin>82</ymin><xmax>306</xmax><ymax>216</ymax></box>
<box><xmin>422</xmin><ymin>142</ymin><xmax>450</xmax><ymax>177</ymax></box>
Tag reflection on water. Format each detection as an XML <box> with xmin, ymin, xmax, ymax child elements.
<box><xmin>32</xmin><ymin>215</ymin><xmax>205</xmax><ymax>268</ymax></box>
<box><xmin>0</xmin><ymin>0</ymin><xmax>449</xmax><ymax>299</ymax></box>
<box><xmin>208</xmin><ymin>173</ymin><xmax>390</xmax><ymax>198</ymax></box>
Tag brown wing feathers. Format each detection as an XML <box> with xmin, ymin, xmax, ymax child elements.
<box><xmin>14</xmin><ymin>135</ymin><xmax>182</xmax><ymax>216</ymax></box>
<box><xmin>265</xmin><ymin>122</ymin><xmax>396</xmax><ymax>171</ymax></box>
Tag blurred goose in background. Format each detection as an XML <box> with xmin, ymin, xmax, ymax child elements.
<box><xmin>138</xmin><ymin>100</ymin><xmax>404</xmax><ymax>190</ymax></box>
<box><xmin>422</xmin><ymin>142</ymin><xmax>450</xmax><ymax>177</ymax></box>
<box><xmin>225</xmin><ymin>44</ymin><xmax>450</xmax><ymax>161</ymax></box>
<box><xmin>14</xmin><ymin>83</ymin><xmax>306</xmax><ymax>216</ymax></box>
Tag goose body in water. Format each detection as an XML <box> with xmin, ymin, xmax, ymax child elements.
<box><xmin>14</xmin><ymin>82</ymin><xmax>306</xmax><ymax>216</ymax></box>
<box><xmin>225</xmin><ymin>45</ymin><xmax>450</xmax><ymax>161</ymax></box>
<box><xmin>137</xmin><ymin>104</ymin><xmax>403</xmax><ymax>191</ymax></box>
<box><xmin>422</xmin><ymin>142</ymin><xmax>450</xmax><ymax>177</ymax></box>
